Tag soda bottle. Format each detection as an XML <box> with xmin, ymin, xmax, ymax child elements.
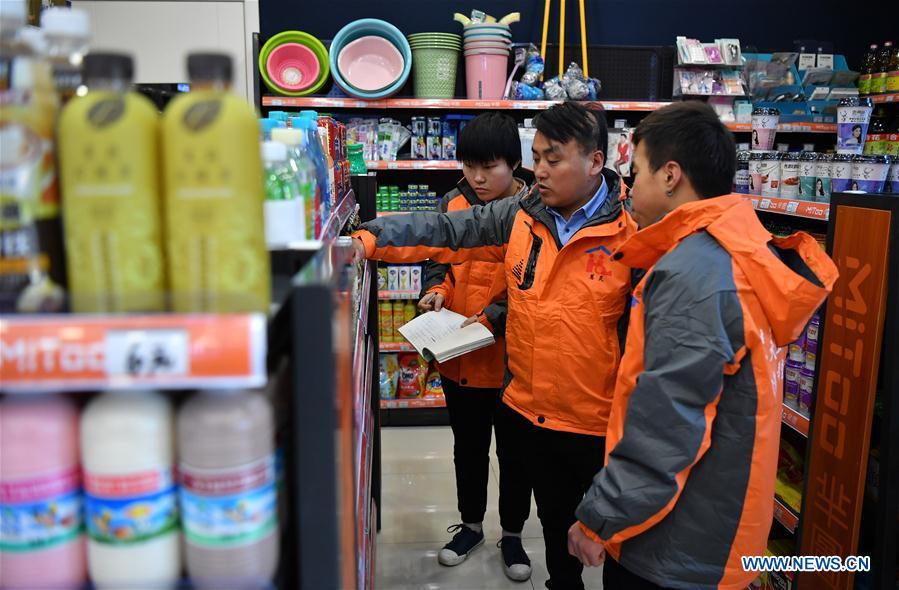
<box><xmin>872</xmin><ymin>41</ymin><xmax>893</xmax><ymax>95</ymax></box>
<box><xmin>271</xmin><ymin>128</ymin><xmax>318</xmax><ymax>240</ymax></box>
<box><xmin>886</xmin><ymin>42</ymin><xmax>899</xmax><ymax>93</ymax></box>
<box><xmin>261</xmin><ymin>140</ymin><xmax>305</xmax><ymax>246</ymax></box>
<box><xmin>858</xmin><ymin>44</ymin><xmax>878</xmax><ymax>96</ymax></box>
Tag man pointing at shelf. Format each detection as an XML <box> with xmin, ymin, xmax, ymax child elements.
<box><xmin>353</xmin><ymin>101</ymin><xmax>636</xmax><ymax>589</ymax></box>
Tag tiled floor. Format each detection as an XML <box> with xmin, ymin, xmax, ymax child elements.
<box><xmin>376</xmin><ymin>426</ymin><xmax>604</xmax><ymax>590</ymax></box>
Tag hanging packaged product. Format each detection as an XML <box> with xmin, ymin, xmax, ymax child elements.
<box><xmin>0</xmin><ymin>395</ymin><xmax>86</xmax><ymax>589</ymax></box>
<box><xmin>162</xmin><ymin>53</ymin><xmax>270</xmax><ymax>313</ymax></box>
<box><xmin>58</xmin><ymin>53</ymin><xmax>166</xmax><ymax>312</ymax></box>
<box><xmin>178</xmin><ymin>390</ymin><xmax>279</xmax><ymax>589</ymax></box>
<box><xmin>0</xmin><ymin>23</ymin><xmax>66</xmax><ymax>313</ymax></box>
<box><xmin>81</xmin><ymin>391</ymin><xmax>181</xmax><ymax>589</ymax></box>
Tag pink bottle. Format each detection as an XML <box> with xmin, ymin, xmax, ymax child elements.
<box><xmin>0</xmin><ymin>395</ymin><xmax>87</xmax><ymax>589</ymax></box>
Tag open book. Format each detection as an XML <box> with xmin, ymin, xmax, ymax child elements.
<box><xmin>398</xmin><ymin>308</ymin><xmax>495</xmax><ymax>363</ymax></box>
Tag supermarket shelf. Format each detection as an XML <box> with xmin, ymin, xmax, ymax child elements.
<box><xmin>870</xmin><ymin>92</ymin><xmax>899</xmax><ymax>104</ymax></box>
<box><xmin>746</xmin><ymin>195</ymin><xmax>830</xmax><ymax>221</ymax></box>
<box><xmin>269</xmin><ymin>189</ymin><xmax>357</xmax><ymax>251</ymax></box>
<box><xmin>782</xmin><ymin>403</ymin><xmax>811</xmax><ymax>437</ymax></box>
<box><xmin>0</xmin><ymin>314</ymin><xmax>266</xmax><ymax>392</ymax></box>
<box><xmin>379</xmin><ymin>290</ymin><xmax>419</xmax><ymax>300</ymax></box>
<box><xmin>263</xmin><ymin>96</ymin><xmax>671</xmax><ymax>111</ymax></box>
<box><xmin>726</xmin><ymin>122</ymin><xmax>836</xmax><ymax>133</ymax></box>
<box><xmin>352</xmin><ymin>262</ymin><xmax>373</xmax><ymax>394</ymax></box>
<box><xmin>379</xmin><ymin>342</ymin><xmax>416</xmax><ymax>352</ymax></box>
<box><xmin>381</xmin><ymin>396</ymin><xmax>447</xmax><ymax>409</ymax></box>
<box><xmin>366</xmin><ymin>160</ymin><xmax>462</xmax><ymax>170</ymax></box>
<box><xmin>773</xmin><ymin>496</ymin><xmax>800</xmax><ymax>533</ymax></box>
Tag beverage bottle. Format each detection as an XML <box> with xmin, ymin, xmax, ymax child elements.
<box><xmin>392</xmin><ymin>300</ymin><xmax>405</xmax><ymax>340</ymax></box>
<box><xmin>272</xmin><ymin>127</ymin><xmax>317</xmax><ymax>240</ymax></box>
<box><xmin>864</xmin><ymin>111</ymin><xmax>888</xmax><ymax>155</ymax></box>
<box><xmin>0</xmin><ymin>0</ymin><xmax>66</xmax><ymax>313</ymax></box>
<box><xmin>58</xmin><ymin>52</ymin><xmax>165</xmax><ymax>312</ymax></box>
<box><xmin>81</xmin><ymin>391</ymin><xmax>180</xmax><ymax>589</ymax></box>
<box><xmin>39</xmin><ymin>7</ymin><xmax>89</xmax><ymax>103</ymax></box>
<box><xmin>858</xmin><ymin>44</ymin><xmax>878</xmax><ymax>96</ymax></box>
<box><xmin>403</xmin><ymin>300</ymin><xmax>416</xmax><ymax>326</ymax></box>
<box><xmin>886</xmin><ymin>42</ymin><xmax>899</xmax><ymax>93</ymax></box>
<box><xmin>296</xmin><ymin>113</ymin><xmax>336</xmax><ymax>217</ymax></box>
<box><xmin>293</xmin><ymin>114</ymin><xmax>331</xmax><ymax>231</ymax></box>
<box><xmin>0</xmin><ymin>395</ymin><xmax>86</xmax><ymax>589</ymax></box>
<box><xmin>379</xmin><ymin>300</ymin><xmax>394</xmax><ymax>343</ymax></box>
<box><xmin>261</xmin><ymin>140</ymin><xmax>306</xmax><ymax>246</ymax></box>
<box><xmin>872</xmin><ymin>41</ymin><xmax>893</xmax><ymax>95</ymax></box>
<box><xmin>162</xmin><ymin>53</ymin><xmax>269</xmax><ymax>313</ymax></box>
<box><xmin>178</xmin><ymin>390</ymin><xmax>279</xmax><ymax>589</ymax></box>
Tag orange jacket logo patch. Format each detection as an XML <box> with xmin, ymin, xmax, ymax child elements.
<box><xmin>585</xmin><ymin>246</ymin><xmax>613</xmax><ymax>280</ymax></box>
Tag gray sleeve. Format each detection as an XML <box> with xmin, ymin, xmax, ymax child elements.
<box><xmin>360</xmin><ymin>196</ymin><xmax>519</xmax><ymax>264</ymax></box>
<box><xmin>420</xmin><ymin>193</ymin><xmax>453</xmax><ymax>298</ymax></box>
<box><xmin>575</xmin><ymin>267</ymin><xmax>743</xmax><ymax>540</ymax></box>
<box><xmin>481</xmin><ymin>299</ymin><xmax>507</xmax><ymax>336</ymax></box>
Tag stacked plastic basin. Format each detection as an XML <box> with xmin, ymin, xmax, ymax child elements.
<box><xmin>406</xmin><ymin>33</ymin><xmax>461</xmax><ymax>99</ymax></box>
<box><xmin>330</xmin><ymin>19</ymin><xmax>412</xmax><ymax>100</ymax></box>
<box><xmin>463</xmin><ymin>23</ymin><xmax>511</xmax><ymax>100</ymax></box>
<box><xmin>259</xmin><ymin>31</ymin><xmax>330</xmax><ymax>96</ymax></box>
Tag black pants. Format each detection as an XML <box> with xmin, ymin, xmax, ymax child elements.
<box><xmin>498</xmin><ymin>403</ymin><xmax>605</xmax><ymax>590</ymax></box>
<box><xmin>442</xmin><ymin>378</ymin><xmax>532</xmax><ymax>532</ymax></box>
<box><xmin>603</xmin><ymin>556</ymin><xmax>667</xmax><ymax>589</ymax></box>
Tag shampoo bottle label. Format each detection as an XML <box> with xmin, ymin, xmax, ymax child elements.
<box><xmin>179</xmin><ymin>455</ymin><xmax>277</xmax><ymax>548</ymax></box>
<box><xmin>84</xmin><ymin>468</ymin><xmax>178</xmax><ymax>545</ymax></box>
<box><xmin>0</xmin><ymin>467</ymin><xmax>82</xmax><ymax>551</ymax></box>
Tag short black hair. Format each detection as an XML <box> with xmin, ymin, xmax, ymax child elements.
<box><xmin>632</xmin><ymin>101</ymin><xmax>736</xmax><ymax>199</ymax></box>
<box><xmin>457</xmin><ymin>112</ymin><xmax>522</xmax><ymax>168</ymax></box>
<box><xmin>532</xmin><ymin>101</ymin><xmax>608</xmax><ymax>158</ymax></box>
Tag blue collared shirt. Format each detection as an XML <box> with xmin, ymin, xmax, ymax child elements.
<box><xmin>546</xmin><ymin>178</ymin><xmax>609</xmax><ymax>246</ymax></box>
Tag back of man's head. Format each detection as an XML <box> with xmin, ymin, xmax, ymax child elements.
<box><xmin>632</xmin><ymin>102</ymin><xmax>736</xmax><ymax>199</ymax></box>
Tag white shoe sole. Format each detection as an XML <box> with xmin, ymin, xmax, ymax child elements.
<box><xmin>438</xmin><ymin>538</ymin><xmax>485</xmax><ymax>567</ymax></box>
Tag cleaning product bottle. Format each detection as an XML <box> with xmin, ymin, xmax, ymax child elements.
<box><xmin>0</xmin><ymin>0</ymin><xmax>66</xmax><ymax>313</ymax></box>
<box><xmin>39</xmin><ymin>7</ymin><xmax>89</xmax><ymax>103</ymax></box>
<box><xmin>162</xmin><ymin>52</ymin><xmax>269</xmax><ymax>313</ymax></box>
<box><xmin>262</xmin><ymin>140</ymin><xmax>305</xmax><ymax>246</ymax></box>
<box><xmin>392</xmin><ymin>300</ymin><xmax>405</xmax><ymax>340</ymax></box>
<box><xmin>0</xmin><ymin>395</ymin><xmax>86</xmax><ymax>590</ymax></box>
<box><xmin>80</xmin><ymin>391</ymin><xmax>180</xmax><ymax>589</ymax></box>
<box><xmin>178</xmin><ymin>390</ymin><xmax>278</xmax><ymax>589</ymax></box>
<box><xmin>272</xmin><ymin>127</ymin><xmax>317</xmax><ymax>240</ymax></box>
<box><xmin>58</xmin><ymin>52</ymin><xmax>165</xmax><ymax>312</ymax></box>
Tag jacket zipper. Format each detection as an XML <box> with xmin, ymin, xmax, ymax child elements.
<box><xmin>519</xmin><ymin>222</ymin><xmax>543</xmax><ymax>291</ymax></box>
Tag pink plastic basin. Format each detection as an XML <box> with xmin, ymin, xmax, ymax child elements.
<box><xmin>265</xmin><ymin>43</ymin><xmax>321</xmax><ymax>91</ymax></box>
<box><xmin>337</xmin><ymin>35</ymin><xmax>405</xmax><ymax>92</ymax></box>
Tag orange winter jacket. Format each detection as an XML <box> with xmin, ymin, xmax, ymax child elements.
<box><xmin>420</xmin><ymin>178</ymin><xmax>530</xmax><ymax>389</ymax></box>
<box><xmin>575</xmin><ymin>195</ymin><xmax>838</xmax><ymax>590</ymax></box>
<box><xmin>355</xmin><ymin>169</ymin><xmax>636</xmax><ymax>436</ymax></box>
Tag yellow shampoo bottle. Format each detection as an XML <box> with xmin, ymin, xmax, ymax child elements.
<box><xmin>162</xmin><ymin>53</ymin><xmax>269</xmax><ymax>313</ymax></box>
<box><xmin>58</xmin><ymin>53</ymin><xmax>165</xmax><ymax>312</ymax></box>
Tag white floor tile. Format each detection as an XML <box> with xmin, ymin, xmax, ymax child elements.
<box><xmin>375</xmin><ymin>541</ymin><xmax>535</xmax><ymax>590</ymax></box>
<box><xmin>382</xmin><ymin>427</ymin><xmax>455</xmax><ymax>474</ymax></box>
<box><xmin>524</xmin><ymin>537</ymin><xmax>604</xmax><ymax>590</ymax></box>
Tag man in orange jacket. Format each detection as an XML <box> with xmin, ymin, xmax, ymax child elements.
<box><xmin>567</xmin><ymin>102</ymin><xmax>838</xmax><ymax>589</ymax></box>
<box><xmin>354</xmin><ymin>102</ymin><xmax>636</xmax><ymax>589</ymax></box>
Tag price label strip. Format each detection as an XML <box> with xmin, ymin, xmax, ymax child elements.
<box><xmin>0</xmin><ymin>314</ymin><xmax>266</xmax><ymax>392</ymax></box>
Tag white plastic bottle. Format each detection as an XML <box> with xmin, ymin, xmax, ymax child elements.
<box><xmin>178</xmin><ymin>389</ymin><xmax>278</xmax><ymax>589</ymax></box>
<box><xmin>80</xmin><ymin>391</ymin><xmax>181</xmax><ymax>588</ymax></box>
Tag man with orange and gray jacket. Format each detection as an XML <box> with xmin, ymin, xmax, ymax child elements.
<box><xmin>567</xmin><ymin>102</ymin><xmax>838</xmax><ymax>589</ymax></box>
<box><xmin>354</xmin><ymin>102</ymin><xmax>636</xmax><ymax>588</ymax></box>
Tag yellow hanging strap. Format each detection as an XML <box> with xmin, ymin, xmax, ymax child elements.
<box><xmin>558</xmin><ymin>0</ymin><xmax>566</xmax><ymax>78</ymax></box>
<box><xmin>540</xmin><ymin>0</ymin><xmax>551</xmax><ymax>81</ymax></box>
<box><xmin>579</xmin><ymin>0</ymin><xmax>588</xmax><ymax>77</ymax></box>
